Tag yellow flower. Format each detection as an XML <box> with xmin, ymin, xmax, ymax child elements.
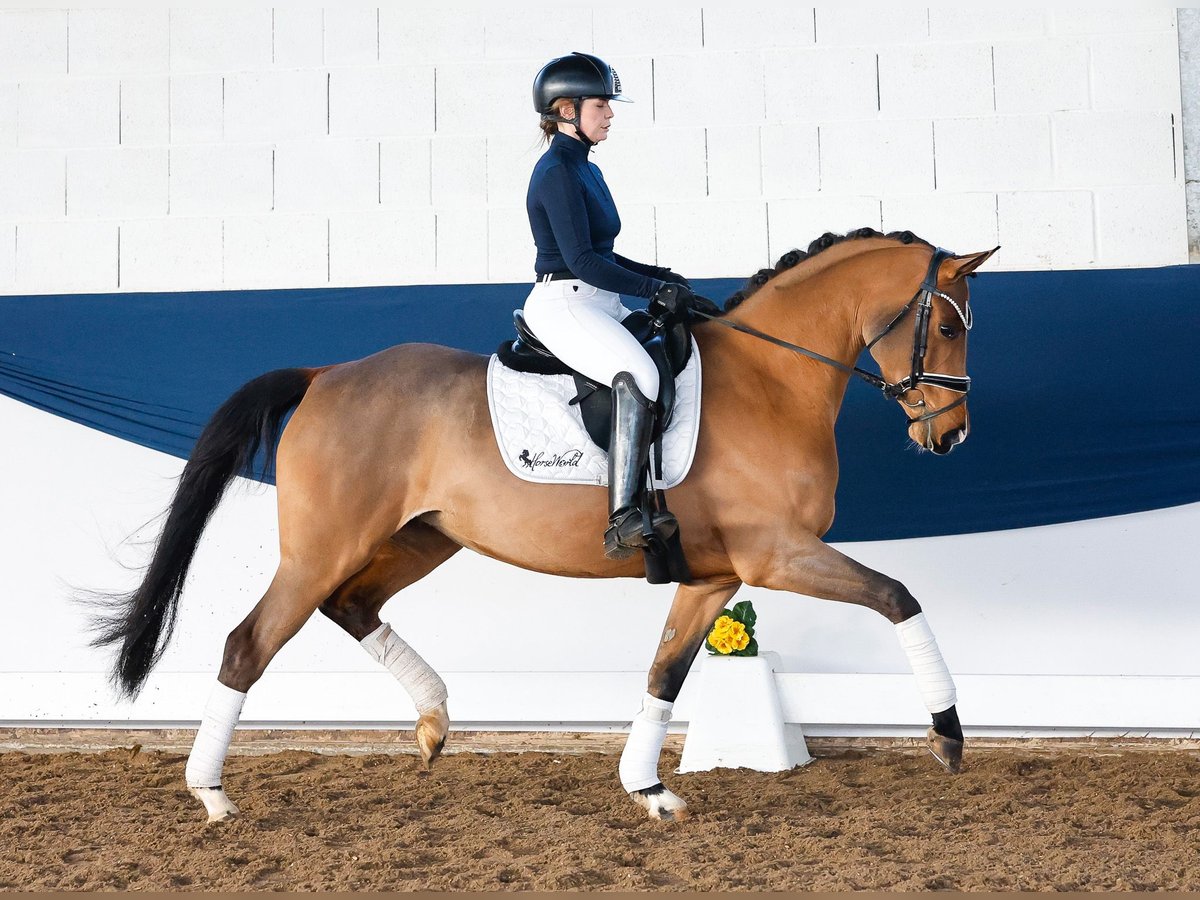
<box><xmin>707</xmin><ymin>616</ymin><xmax>736</xmax><ymax>653</ymax></box>
<box><xmin>711</xmin><ymin>615</ymin><xmax>735</xmax><ymax>636</ymax></box>
<box><xmin>707</xmin><ymin>615</ymin><xmax>753</xmax><ymax>654</ymax></box>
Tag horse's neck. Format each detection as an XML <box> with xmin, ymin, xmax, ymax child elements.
<box><xmin>703</xmin><ymin>247</ymin><xmax>910</xmax><ymax>428</ymax></box>
<box><xmin>724</xmin><ymin>268</ymin><xmax>865</xmax><ymax>396</ymax></box>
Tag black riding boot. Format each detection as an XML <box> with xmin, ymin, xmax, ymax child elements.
<box><xmin>604</xmin><ymin>372</ymin><xmax>679</xmax><ymax>560</ymax></box>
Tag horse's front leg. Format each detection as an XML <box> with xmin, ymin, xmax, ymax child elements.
<box><xmin>621</xmin><ymin>578</ymin><xmax>742</xmax><ymax>821</ymax></box>
<box><xmin>735</xmin><ymin>535</ymin><xmax>964</xmax><ymax>772</ymax></box>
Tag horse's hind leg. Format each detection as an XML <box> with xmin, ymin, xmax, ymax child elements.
<box><xmin>622</xmin><ymin>578</ymin><xmax>742</xmax><ymax>821</ymax></box>
<box><xmin>186</xmin><ymin>551</ymin><xmax>377</xmax><ymax>823</ymax></box>
<box><xmin>736</xmin><ymin>535</ymin><xmax>964</xmax><ymax>773</ymax></box>
<box><xmin>317</xmin><ymin>520</ymin><xmax>462</xmax><ymax>768</ymax></box>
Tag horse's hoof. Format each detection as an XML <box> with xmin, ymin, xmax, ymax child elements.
<box><xmin>630</xmin><ymin>783</ymin><xmax>689</xmax><ymax>821</ymax></box>
<box><xmin>926</xmin><ymin>726</ymin><xmax>963</xmax><ymax>774</ymax></box>
<box><xmin>189</xmin><ymin>786</ymin><xmax>240</xmax><ymax>824</ymax></box>
<box><xmin>416</xmin><ymin>701</ymin><xmax>450</xmax><ymax>769</ymax></box>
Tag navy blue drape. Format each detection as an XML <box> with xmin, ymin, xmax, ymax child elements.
<box><xmin>2</xmin><ymin>266</ymin><xmax>1198</xmax><ymax>541</ymax></box>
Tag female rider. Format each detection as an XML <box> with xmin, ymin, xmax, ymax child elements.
<box><xmin>525</xmin><ymin>51</ymin><xmax>697</xmax><ymax>560</ymax></box>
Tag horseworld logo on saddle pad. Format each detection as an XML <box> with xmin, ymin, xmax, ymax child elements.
<box><xmin>486</xmin><ymin>343</ymin><xmax>702</xmax><ymax>489</ymax></box>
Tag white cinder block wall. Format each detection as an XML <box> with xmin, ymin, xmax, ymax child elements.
<box><xmin>0</xmin><ymin>7</ymin><xmax>1188</xmax><ymax>295</ymax></box>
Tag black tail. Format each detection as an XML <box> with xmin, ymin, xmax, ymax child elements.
<box><xmin>90</xmin><ymin>367</ymin><xmax>318</xmax><ymax>698</ymax></box>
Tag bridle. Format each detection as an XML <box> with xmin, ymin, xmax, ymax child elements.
<box><xmin>689</xmin><ymin>247</ymin><xmax>973</xmax><ymax>428</ymax></box>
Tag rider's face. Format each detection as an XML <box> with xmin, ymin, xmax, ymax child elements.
<box><xmin>563</xmin><ymin>98</ymin><xmax>613</xmax><ymax>143</ymax></box>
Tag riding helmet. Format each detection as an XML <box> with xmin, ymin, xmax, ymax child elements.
<box><xmin>532</xmin><ymin>51</ymin><xmax>629</xmax><ymax>115</ymax></box>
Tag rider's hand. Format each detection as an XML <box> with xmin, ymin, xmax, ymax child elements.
<box><xmin>658</xmin><ymin>269</ymin><xmax>692</xmax><ymax>290</ymax></box>
<box><xmin>650</xmin><ymin>282</ymin><xmax>721</xmax><ymax>322</ymax></box>
<box><xmin>649</xmin><ymin>282</ymin><xmax>693</xmax><ymax>317</ymax></box>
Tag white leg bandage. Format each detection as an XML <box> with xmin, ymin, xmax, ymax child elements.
<box><xmin>185</xmin><ymin>680</ymin><xmax>247</xmax><ymax>788</ymax></box>
<box><xmin>896</xmin><ymin>612</ymin><xmax>957</xmax><ymax>713</ymax></box>
<box><xmin>618</xmin><ymin>693</ymin><xmax>673</xmax><ymax>793</ymax></box>
<box><xmin>361</xmin><ymin>622</ymin><xmax>448</xmax><ymax>714</ymax></box>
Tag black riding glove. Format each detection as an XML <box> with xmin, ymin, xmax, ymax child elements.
<box><xmin>649</xmin><ymin>282</ymin><xmax>721</xmax><ymax>322</ymax></box>
<box><xmin>657</xmin><ymin>268</ymin><xmax>692</xmax><ymax>290</ymax></box>
<box><xmin>648</xmin><ymin>282</ymin><xmax>693</xmax><ymax>318</ymax></box>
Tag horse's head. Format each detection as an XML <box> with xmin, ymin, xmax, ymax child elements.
<box><xmin>865</xmin><ymin>246</ymin><xmax>998</xmax><ymax>455</ymax></box>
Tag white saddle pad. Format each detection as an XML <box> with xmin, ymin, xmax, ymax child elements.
<box><xmin>486</xmin><ymin>340</ymin><xmax>702</xmax><ymax>489</ymax></box>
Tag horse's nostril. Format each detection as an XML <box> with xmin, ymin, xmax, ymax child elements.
<box><xmin>942</xmin><ymin>428</ymin><xmax>967</xmax><ymax>452</ymax></box>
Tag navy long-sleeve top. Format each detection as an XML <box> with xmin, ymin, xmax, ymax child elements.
<box><xmin>526</xmin><ymin>132</ymin><xmax>665</xmax><ymax>299</ymax></box>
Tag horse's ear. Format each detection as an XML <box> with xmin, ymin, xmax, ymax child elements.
<box><xmin>941</xmin><ymin>246</ymin><xmax>1000</xmax><ymax>282</ymax></box>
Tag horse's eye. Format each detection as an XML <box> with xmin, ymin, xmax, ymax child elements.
<box><xmin>939</xmin><ymin>324</ymin><xmax>959</xmax><ymax>340</ymax></box>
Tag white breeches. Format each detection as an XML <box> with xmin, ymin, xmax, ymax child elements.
<box><xmin>523</xmin><ymin>279</ymin><xmax>660</xmax><ymax>399</ymax></box>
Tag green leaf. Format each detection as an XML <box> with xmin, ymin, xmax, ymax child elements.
<box><xmin>731</xmin><ymin>600</ymin><xmax>757</xmax><ymax>630</ymax></box>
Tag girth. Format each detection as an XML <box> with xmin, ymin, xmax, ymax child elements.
<box><xmin>496</xmin><ymin>309</ymin><xmax>693</xmax><ymax>453</ymax></box>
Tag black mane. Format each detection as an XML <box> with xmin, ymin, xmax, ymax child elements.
<box><xmin>722</xmin><ymin>227</ymin><xmax>933</xmax><ymax>313</ymax></box>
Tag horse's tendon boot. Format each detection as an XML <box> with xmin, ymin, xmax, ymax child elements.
<box><xmin>926</xmin><ymin>726</ymin><xmax>963</xmax><ymax>774</ymax></box>
<box><xmin>416</xmin><ymin>700</ymin><xmax>450</xmax><ymax>769</ymax></box>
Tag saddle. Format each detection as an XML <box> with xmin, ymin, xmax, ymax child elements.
<box><xmin>495</xmin><ymin>308</ymin><xmax>693</xmax><ymax>453</ymax></box>
<box><xmin>494</xmin><ymin>304</ymin><xmax>695</xmax><ymax>585</ymax></box>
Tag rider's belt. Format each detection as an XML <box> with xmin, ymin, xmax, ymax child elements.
<box><xmin>538</xmin><ymin>271</ymin><xmax>576</xmax><ymax>283</ymax></box>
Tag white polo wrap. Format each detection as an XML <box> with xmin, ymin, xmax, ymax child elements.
<box><xmin>895</xmin><ymin>612</ymin><xmax>957</xmax><ymax>713</ymax></box>
<box><xmin>361</xmin><ymin>622</ymin><xmax>448</xmax><ymax>714</ymax></box>
<box><xmin>185</xmin><ymin>680</ymin><xmax>247</xmax><ymax>789</ymax></box>
<box><xmin>618</xmin><ymin>692</ymin><xmax>674</xmax><ymax>793</ymax></box>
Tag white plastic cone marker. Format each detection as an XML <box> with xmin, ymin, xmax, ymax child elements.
<box><xmin>678</xmin><ymin>650</ymin><xmax>813</xmax><ymax>774</ymax></box>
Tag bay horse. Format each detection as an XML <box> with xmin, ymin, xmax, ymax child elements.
<box><xmin>91</xmin><ymin>229</ymin><xmax>997</xmax><ymax>823</ymax></box>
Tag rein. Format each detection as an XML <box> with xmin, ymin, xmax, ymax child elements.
<box><xmin>691</xmin><ymin>247</ymin><xmax>972</xmax><ymax>427</ymax></box>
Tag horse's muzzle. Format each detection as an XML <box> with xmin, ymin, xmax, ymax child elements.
<box><xmin>931</xmin><ymin>425</ymin><xmax>968</xmax><ymax>455</ymax></box>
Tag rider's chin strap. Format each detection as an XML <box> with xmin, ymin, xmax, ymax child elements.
<box><xmin>544</xmin><ymin>97</ymin><xmax>596</xmax><ymax>148</ymax></box>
